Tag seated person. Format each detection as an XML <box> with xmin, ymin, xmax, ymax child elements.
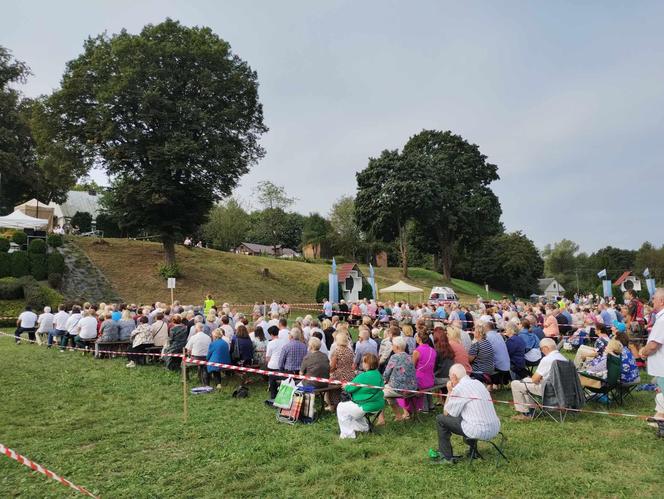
<box><xmin>336</xmin><ymin>353</ymin><xmax>385</xmax><ymax>439</ymax></box>
<box><xmin>230</xmin><ymin>324</ymin><xmax>254</xmax><ymax>366</ymax></box>
<box><xmin>300</xmin><ymin>337</ymin><xmax>330</xmax><ymax>389</ymax></box>
<box><xmin>519</xmin><ymin>318</ymin><xmax>542</xmax><ymax>364</ymax></box>
<box><xmin>468</xmin><ymin>324</ymin><xmax>495</xmax><ymax>383</ymax></box>
<box><xmin>380</xmin><ymin>336</ymin><xmax>417</xmax><ymax>423</ymax></box>
<box><xmin>578</xmin><ymin>339</ymin><xmax>622</xmax><ymax>388</ymax></box>
<box><xmin>430</xmin><ymin>364</ymin><xmax>501</xmax><ymax>464</ymax></box>
<box><xmin>615</xmin><ymin>332</ymin><xmax>641</xmax><ymax>384</ymax></box>
<box><xmin>207</xmin><ymin>328</ymin><xmax>231</xmax><ymax>388</ymax></box>
<box><xmin>574</xmin><ymin>322</ymin><xmax>610</xmax><ymax>368</ymax></box>
<box><xmin>510</xmin><ymin>338</ymin><xmax>566</xmax><ymax>421</ymax></box>
<box><xmin>504</xmin><ymin>321</ymin><xmax>528</xmax><ymax>380</ymax></box>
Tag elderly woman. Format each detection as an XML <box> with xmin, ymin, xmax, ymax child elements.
<box><xmin>402</xmin><ymin>324</ymin><xmax>417</xmax><ymax>354</ymax></box>
<box><xmin>543</xmin><ymin>305</ymin><xmax>560</xmax><ymax>339</ymax></box>
<box><xmin>230</xmin><ymin>324</ymin><xmax>254</xmax><ymax>366</ymax></box>
<box><xmin>321</xmin><ymin>318</ymin><xmax>335</xmax><ymax>350</ymax></box>
<box><xmin>250</xmin><ymin>326</ymin><xmax>269</xmax><ymax>367</ymax></box>
<box><xmin>504</xmin><ymin>321</ymin><xmax>528</xmax><ymax>380</ymax></box>
<box><xmin>328</xmin><ymin>330</ymin><xmax>355</xmax><ymax>410</ymax></box>
<box><xmin>164</xmin><ymin>315</ymin><xmax>189</xmax><ymax>371</ymax></box>
<box><xmin>468</xmin><ymin>323</ymin><xmax>495</xmax><ymax>383</ymax></box>
<box><xmin>446</xmin><ymin>326</ymin><xmax>472</xmax><ymax>373</ymax></box>
<box><xmin>413</xmin><ymin>330</ymin><xmax>437</xmax><ymax>412</ymax></box>
<box><xmin>381</xmin><ymin>336</ymin><xmax>418</xmax><ymax>422</ymax></box>
<box><xmin>300</xmin><ymin>337</ymin><xmax>330</xmax><ymax>389</ymax></box>
<box><xmin>126</xmin><ymin>316</ymin><xmax>153</xmax><ymax>368</ymax></box>
<box><xmin>336</xmin><ymin>353</ymin><xmax>385</xmax><ymax>439</ymax></box>
<box><xmin>117</xmin><ymin>309</ymin><xmax>136</xmax><ymax>342</ymax></box>
<box><xmin>354</xmin><ymin>325</ymin><xmax>378</xmax><ymax>370</ymax></box>
<box><xmin>379</xmin><ymin>325</ymin><xmax>400</xmax><ymax>369</ymax></box>
<box><xmin>207</xmin><ymin>328</ymin><xmax>231</xmax><ymax>388</ymax></box>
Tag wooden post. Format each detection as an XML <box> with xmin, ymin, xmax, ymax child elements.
<box><xmin>170</xmin><ymin>287</ymin><xmax>174</xmax><ymax>307</ymax></box>
<box><xmin>181</xmin><ymin>348</ymin><xmax>188</xmax><ymax>423</ymax></box>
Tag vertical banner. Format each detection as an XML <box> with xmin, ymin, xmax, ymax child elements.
<box><xmin>602</xmin><ymin>279</ymin><xmax>613</xmax><ymax>297</ymax></box>
<box><xmin>369</xmin><ymin>263</ymin><xmax>377</xmax><ymax>300</ymax></box>
<box><xmin>646</xmin><ymin>278</ymin><xmax>656</xmax><ymax>298</ymax></box>
<box><xmin>328</xmin><ymin>273</ymin><xmax>339</xmax><ymax>303</ymax></box>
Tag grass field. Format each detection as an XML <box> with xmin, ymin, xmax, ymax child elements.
<box><xmin>2</xmin><ymin>335</ymin><xmax>664</xmax><ymax>498</ymax></box>
<box><xmin>74</xmin><ymin>238</ymin><xmax>505</xmax><ymax>306</ymax></box>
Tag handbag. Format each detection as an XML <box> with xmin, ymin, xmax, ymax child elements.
<box><xmin>231</xmin><ymin>338</ymin><xmax>241</xmax><ymax>362</ymax></box>
<box><xmin>273</xmin><ymin>377</ymin><xmax>296</xmax><ymax>409</ymax></box>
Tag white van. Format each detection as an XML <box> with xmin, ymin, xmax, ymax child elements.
<box><xmin>428</xmin><ymin>287</ymin><xmax>459</xmax><ymax>305</ymax></box>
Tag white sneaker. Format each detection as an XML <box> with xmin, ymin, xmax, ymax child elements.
<box><xmin>126</xmin><ymin>361</ymin><xmax>136</xmax><ymax>368</ymax></box>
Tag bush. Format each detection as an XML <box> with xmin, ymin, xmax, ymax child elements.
<box><xmin>315</xmin><ymin>280</ymin><xmax>344</xmax><ymax>303</ymax></box>
<box><xmin>47</xmin><ymin>233</ymin><xmax>63</xmax><ymax>248</ymax></box>
<box><xmin>0</xmin><ymin>253</ymin><xmax>11</xmax><ymax>278</ymax></box>
<box><xmin>359</xmin><ymin>280</ymin><xmax>375</xmax><ymax>300</ymax></box>
<box><xmin>48</xmin><ymin>273</ymin><xmax>62</xmax><ymax>288</ymax></box>
<box><xmin>28</xmin><ymin>238</ymin><xmax>47</xmax><ymax>254</ymax></box>
<box><xmin>95</xmin><ymin>213</ymin><xmax>122</xmax><ymax>237</ymax></box>
<box><xmin>0</xmin><ymin>237</ymin><xmax>9</xmax><ymax>252</ymax></box>
<box><xmin>71</xmin><ymin>211</ymin><xmax>92</xmax><ymax>233</ymax></box>
<box><xmin>47</xmin><ymin>253</ymin><xmax>66</xmax><ymax>275</ymax></box>
<box><xmin>11</xmin><ymin>251</ymin><xmax>30</xmax><ymax>277</ymax></box>
<box><xmin>0</xmin><ymin>278</ymin><xmax>24</xmax><ymax>299</ymax></box>
<box><xmin>29</xmin><ymin>253</ymin><xmax>48</xmax><ymax>280</ymax></box>
<box><xmin>11</xmin><ymin>231</ymin><xmax>27</xmax><ymax>246</ymax></box>
<box><xmin>158</xmin><ymin>263</ymin><xmax>180</xmax><ymax>278</ymax></box>
<box><xmin>21</xmin><ymin>277</ymin><xmax>51</xmax><ymax>310</ymax></box>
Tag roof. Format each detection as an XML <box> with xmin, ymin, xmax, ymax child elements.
<box><xmin>57</xmin><ymin>191</ymin><xmax>100</xmax><ymax>219</ymax></box>
<box><xmin>538</xmin><ymin>278</ymin><xmax>565</xmax><ymax>293</ymax></box>
<box><xmin>614</xmin><ymin>271</ymin><xmax>632</xmax><ymax>287</ymax></box>
<box><xmin>338</xmin><ymin>263</ymin><xmax>362</xmax><ymax>280</ymax></box>
<box><xmin>380</xmin><ymin>280</ymin><xmax>423</xmax><ymax>293</ymax></box>
<box><xmin>237</xmin><ymin>242</ymin><xmax>298</xmax><ymax>256</ymax></box>
<box><xmin>0</xmin><ymin>210</ymin><xmax>48</xmax><ymax>229</ymax></box>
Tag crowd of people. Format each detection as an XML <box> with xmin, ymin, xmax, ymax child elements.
<box><xmin>11</xmin><ymin>287</ymin><xmax>664</xmax><ymax>453</ymax></box>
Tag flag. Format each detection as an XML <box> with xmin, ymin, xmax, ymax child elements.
<box><xmin>597</xmin><ymin>269</ymin><xmax>607</xmax><ymax>279</ymax></box>
<box><xmin>644</xmin><ymin>268</ymin><xmax>651</xmax><ymax>278</ymax></box>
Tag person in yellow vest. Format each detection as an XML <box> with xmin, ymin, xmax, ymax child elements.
<box><xmin>204</xmin><ymin>294</ymin><xmax>216</xmax><ymax>315</ymax></box>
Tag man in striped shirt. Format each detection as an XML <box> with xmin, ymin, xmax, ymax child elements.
<box><xmin>431</xmin><ymin>364</ymin><xmax>501</xmax><ymax>464</ymax></box>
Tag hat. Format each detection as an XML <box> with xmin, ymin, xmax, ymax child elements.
<box><xmin>612</xmin><ymin>320</ymin><xmax>626</xmax><ymax>333</ymax></box>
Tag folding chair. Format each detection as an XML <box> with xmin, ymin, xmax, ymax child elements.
<box><xmin>364</xmin><ymin>410</ymin><xmax>383</xmax><ymax>433</ymax></box>
<box><xmin>466</xmin><ymin>432</ymin><xmax>509</xmax><ymax>465</ymax></box>
<box><xmin>581</xmin><ymin>354</ymin><xmax>621</xmax><ymax>407</ymax></box>
<box><xmin>525</xmin><ymin>360</ymin><xmax>583</xmax><ymax>423</ymax></box>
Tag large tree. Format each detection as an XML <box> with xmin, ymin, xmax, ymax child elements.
<box><xmin>402</xmin><ymin>130</ymin><xmax>502</xmax><ymax>280</ymax></box>
<box><xmin>542</xmin><ymin>239</ymin><xmax>579</xmax><ymax>289</ymax></box>
<box><xmin>329</xmin><ymin>195</ymin><xmax>364</xmax><ymax>260</ymax></box>
<box><xmin>46</xmin><ymin>20</ymin><xmax>267</xmax><ymax>265</ymax></box>
<box><xmin>252</xmin><ymin>181</ymin><xmax>296</xmax><ymax>253</ymax></box>
<box><xmin>202</xmin><ymin>198</ymin><xmax>250</xmax><ymax>251</ymax></box>
<box><xmin>356</xmin><ymin>150</ymin><xmax>432</xmax><ymax>276</ymax></box>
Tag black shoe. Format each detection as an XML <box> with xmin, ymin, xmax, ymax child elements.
<box><xmin>264</xmin><ymin>399</ymin><xmax>274</xmax><ymax>407</ymax></box>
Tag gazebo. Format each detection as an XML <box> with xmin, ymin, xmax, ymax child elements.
<box><xmin>379</xmin><ymin>280</ymin><xmax>424</xmax><ymax>303</ymax></box>
<box><xmin>0</xmin><ymin>210</ymin><xmax>48</xmax><ymax>230</ymax></box>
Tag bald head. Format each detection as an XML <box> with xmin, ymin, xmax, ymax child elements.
<box><xmin>449</xmin><ymin>363</ymin><xmax>467</xmax><ymax>382</ymax></box>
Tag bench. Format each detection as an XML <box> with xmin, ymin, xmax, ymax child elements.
<box><xmin>94</xmin><ymin>340</ymin><xmax>131</xmax><ymax>359</ymax></box>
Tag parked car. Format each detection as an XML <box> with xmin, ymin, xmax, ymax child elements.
<box><xmin>428</xmin><ymin>286</ymin><xmax>459</xmax><ymax>305</ymax></box>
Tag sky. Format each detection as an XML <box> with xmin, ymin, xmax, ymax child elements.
<box><xmin>3</xmin><ymin>1</ymin><xmax>663</xmax><ymax>253</ymax></box>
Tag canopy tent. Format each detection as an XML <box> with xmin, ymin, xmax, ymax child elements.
<box><xmin>0</xmin><ymin>210</ymin><xmax>48</xmax><ymax>230</ymax></box>
<box><xmin>379</xmin><ymin>280</ymin><xmax>424</xmax><ymax>302</ymax></box>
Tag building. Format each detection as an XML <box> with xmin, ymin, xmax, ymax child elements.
<box><xmin>234</xmin><ymin>242</ymin><xmax>300</xmax><ymax>258</ymax></box>
<box><xmin>15</xmin><ymin>190</ymin><xmax>100</xmax><ymax>230</ymax></box>
<box><xmin>302</xmin><ymin>241</ymin><xmax>334</xmax><ymax>260</ymax></box>
<box><xmin>537</xmin><ymin>278</ymin><xmax>565</xmax><ymax>300</ymax></box>
<box><xmin>337</xmin><ymin>263</ymin><xmax>365</xmax><ymax>302</ymax></box>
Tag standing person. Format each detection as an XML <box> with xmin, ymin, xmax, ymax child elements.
<box><xmin>639</xmin><ymin>289</ymin><xmax>664</xmax><ymax>433</ymax></box>
<box><xmin>49</xmin><ymin>305</ymin><xmax>69</xmax><ymax>348</ymax></box>
<box><xmin>265</xmin><ymin>326</ymin><xmax>288</xmax><ymax>403</ymax></box>
<box><xmin>413</xmin><ymin>330</ymin><xmax>437</xmax><ymax>412</ymax></box>
<box><xmin>430</xmin><ymin>364</ymin><xmax>501</xmax><ymax>464</ymax></box>
<box><xmin>36</xmin><ymin>306</ymin><xmax>55</xmax><ymax>346</ymax></box>
<box><xmin>14</xmin><ymin>306</ymin><xmax>38</xmax><ymax>344</ymax></box>
<box><xmin>204</xmin><ymin>294</ymin><xmax>215</xmax><ymax>315</ymax></box>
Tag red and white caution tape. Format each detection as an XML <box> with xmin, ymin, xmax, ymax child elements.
<box><xmin>0</xmin><ymin>443</ymin><xmax>99</xmax><ymax>498</ymax></box>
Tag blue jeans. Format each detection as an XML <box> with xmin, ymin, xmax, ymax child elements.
<box><xmin>48</xmin><ymin>329</ymin><xmax>66</xmax><ymax>347</ymax></box>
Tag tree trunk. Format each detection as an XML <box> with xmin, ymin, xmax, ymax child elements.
<box><xmin>439</xmin><ymin>237</ymin><xmax>452</xmax><ymax>281</ymax></box>
<box><xmin>162</xmin><ymin>236</ymin><xmax>176</xmax><ymax>266</ymax></box>
<box><xmin>398</xmin><ymin>224</ymin><xmax>409</xmax><ymax>278</ymax></box>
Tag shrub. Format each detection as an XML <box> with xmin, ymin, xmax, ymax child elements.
<box><xmin>11</xmin><ymin>251</ymin><xmax>30</xmax><ymax>277</ymax></box>
<box><xmin>0</xmin><ymin>278</ymin><xmax>24</xmax><ymax>299</ymax></box>
<box><xmin>22</xmin><ymin>278</ymin><xmax>51</xmax><ymax>310</ymax></box>
<box><xmin>359</xmin><ymin>280</ymin><xmax>375</xmax><ymax>300</ymax></box>
<box><xmin>29</xmin><ymin>253</ymin><xmax>48</xmax><ymax>280</ymax></box>
<box><xmin>47</xmin><ymin>253</ymin><xmax>66</xmax><ymax>275</ymax></box>
<box><xmin>48</xmin><ymin>273</ymin><xmax>62</xmax><ymax>288</ymax></box>
<box><xmin>71</xmin><ymin>211</ymin><xmax>92</xmax><ymax>233</ymax></box>
<box><xmin>28</xmin><ymin>238</ymin><xmax>47</xmax><ymax>254</ymax></box>
<box><xmin>158</xmin><ymin>263</ymin><xmax>180</xmax><ymax>278</ymax></box>
<box><xmin>315</xmin><ymin>280</ymin><xmax>343</xmax><ymax>303</ymax></box>
<box><xmin>47</xmin><ymin>233</ymin><xmax>63</xmax><ymax>248</ymax></box>
<box><xmin>0</xmin><ymin>253</ymin><xmax>11</xmax><ymax>278</ymax></box>
<box><xmin>95</xmin><ymin>213</ymin><xmax>122</xmax><ymax>237</ymax></box>
<box><xmin>11</xmin><ymin>231</ymin><xmax>27</xmax><ymax>246</ymax></box>
<box><xmin>0</xmin><ymin>237</ymin><xmax>9</xmax><ymax>252</ymax></box>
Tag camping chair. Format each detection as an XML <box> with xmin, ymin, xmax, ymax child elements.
<box><xmin>582</xmin><ymin>354</ymin><xmax>621</xmax><ymax>407</ymax></box>
<box><xmin>466</xmin><ymin>432</ymin><xmax>509</xmax><ymax>466</ymax></box>
<box><xmin>525</xmin><ymin>360</ymin><xmax>584</xmax><ymax>423</ymax></box>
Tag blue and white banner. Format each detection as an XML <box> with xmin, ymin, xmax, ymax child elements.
<box><xmin>602</xmin><ymin>279</ymin><xmax>612</xmax><ymax>297</ymax></box>
<box><xmin>597</xmin><ymin>269</ymin><xmax>607</xmax><ymax>279</ymax></box>
<box><xmin>644</xmin><ymin>268</ymin><xmax>651</xmax><ymax>278</ymax></box>
<box><xmin>646</xmin><ymin>278</ymin><xmax>656</xmax><ymax>298</ymax></box>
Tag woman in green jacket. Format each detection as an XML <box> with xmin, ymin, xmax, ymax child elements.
<box><xmin>336</xmin><ymin>353</ymin><xmax>385</xmax><ymax>439</ymax></box>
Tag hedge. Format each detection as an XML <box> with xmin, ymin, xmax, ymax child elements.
<box><xmin>0</xmin><ymin>253</ymin><xmax>11</xmax><ymax>278</ymax></box>
<box><xmin>11</xmin><ymin>251</ymin><xmax>30</xmax><ymax>277</ymax></box>
<box><xmin>28</xmin><ymin>238</ymin><xmax>47</xmax><ymax>254</ymax></box>
<box><xmin>0</xmin><ymin>237</ymin><xmax>9</xmax><ymax>252</ymax></box>
<box><xmin>11</xmin><ymin>231</ymin><xmax>27</xmax><ymax>246</ymax></box>
<box><xmin>47</xmin><ymin>253</ymin><xmax>66</xmax><ymax>275</ymax></box>
<box><xmin>0</xmin><ymin>279</ymin><xmax>24</xmax><ymax>299</ymax></box>
<box><xmin>47</xmin><ymin>233</ymin><xmax>63</xmax><ymax>248</ymax></box>
<box><xmin>29</xmin><ymin>253</ymin><xmax>48</xmax><ymax>280</ymax></box>
<box><xmin>48</xmin><ymin>273</ymin><xmax>62</xmax><ymax>288</ymax></box>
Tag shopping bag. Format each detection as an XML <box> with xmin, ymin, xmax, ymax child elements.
<box><xmin>273</xmin><ymin>377</ymin><xmax>296</xmax><ymax>409</ymax></box>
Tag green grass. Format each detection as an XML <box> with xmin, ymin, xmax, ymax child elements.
<box><xmin>74</xmin><ymin>238</ymin><xmax>506</xmax><ymax>306</ymax></box>
<box><xmin>2</xmin><ymin>335</ymin><xmax>664</xmax><ymax>498</ymax></box>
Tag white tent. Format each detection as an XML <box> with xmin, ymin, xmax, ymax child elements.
<box><xmin>379</xmin><ymin>280</ymin><xmax>423</xmax><ymax>293</ymax></box>
<box><xmin>0</xmin><ymin>210</ymin><xmax>48</xmax><ymax>230</ymax></box>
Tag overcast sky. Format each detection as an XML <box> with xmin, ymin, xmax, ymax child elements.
<box><xmin>3</xmin><ymin>1</ymin><xmax>663</xmax><ymax>252</ymax></box>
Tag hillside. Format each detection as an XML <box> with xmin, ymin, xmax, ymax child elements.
<box><xmin>74</xmin><ymin>238</ymin><xmax>506</xmax><ymax>306</ymax></box>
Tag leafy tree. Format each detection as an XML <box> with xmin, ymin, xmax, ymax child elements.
<box><xmin>329</xmin><ymin>195</ymin><xmax>364</xmax><ymax>261</ymax></box>
<box><xmin>95</xmin><ymin>213</ymin><xmax>122</xmax><ymax>238</ymax></box>
<box><xmin>253</xmin><ymin>181</ymin><xmax>295</xmax><ymax>210</ymax></box>
<box><xmin>402</xmin><ymin>130</ymin><xmax>502</xmax><ymax>280</ymax></box>
<box><xmin>70</xmin><ymin>211</ymin><xmax>92</xmax><ymax>233</ymax></box>
<box><xmin>472</xmin><ymin>231</ymin><xmax>544</xmax><ymax>297</ymax></box>
<box><xmin>356</xmin><ymin>151</ymin><xmax>431</xmax><ymax>276</ymax></box>
<box><xmin>203</xmin><ymin>198</ymin><xmax>250</xmax><ymax>251</ymax></box>
<box><xmin>302</xmin><ymin>212</ymin><xmax>332</xmax><ymax>246</ymax></box>
<box><xmin>589</xmin><ymin>246</ymin><xmax>636</xmax><ymax>275</ymax></box>
<box><xmin>635</xmin><ymin>242</ymin><xmax>664</xmax><ymax>281</ymax></box>
<box><xmin>45</xmin><ymin>20</ymin><xmax>267</xmax><ymax>265</ymax></box>
<box><xmin>542</xmin><ymin>239</ymin><xmax>579</xmax><ymax>289</ymax></box>
<box><xmin>252</xmin><ymin>182</ymin><xmax>295</xmax><ymax>253</ymax></box>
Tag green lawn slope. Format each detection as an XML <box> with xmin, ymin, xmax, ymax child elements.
<box><xmin>74</xmin><ymin>238</ymin><xmax>505</xmax><ymax>306</ymax></box>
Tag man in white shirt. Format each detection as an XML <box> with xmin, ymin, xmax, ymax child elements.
<box><xmin>61</xmin><ymin>306</ymin><xmax>83</xmax><ymax>351</ymax></box>
<box><xmin>432</xmin><ymin>364</ymin><xmax>501</xmax><ymax>464</ymax></box>
<box><xmin>640</xmin><ymin>288</ymin><xmax>664</xmax><ymax>428</ymax></box>
<box><xmin>185</xmin><ymin>324</ymin><xmax>212</xmax><ymax>385</ymax></box>
<box><xmin>265</xmin><ymin>325</ymin><xmax>288</xmax><ymax>402</ymax></box>
<box><xmin>74</xmin><ymin>310</ymin><xmax>99</xmax><ymax>348</ymax></box>
<box><xmin>510</xmin><ymin>338</ymin><xmax>566</xmax><ymax>420</ymax></box>
<box><xmin>49</xmin><ymin>305</ymin><xmax>70</xmax><ymax>348</ymax></box>
<box><xmin>277</xmin><ymin>318</ymin><xmax>290</xmax><ymax>340</ymax></box>
<box><xmin>36</xmin><ymin>306</ymin><xmax>55</xmax><ymax>345</ymax></box>
<box><xmin>14</xmin><ymin>306</ymin><xmax>38</xmax><ymax>344</ymax></box>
